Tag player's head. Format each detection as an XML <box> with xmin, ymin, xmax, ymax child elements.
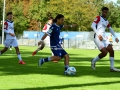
<box><xmin>101</xmin><ymin>7</ymin><xmax>109</xmax><ymax>18</ymax></box>
<box><xmin>7</xmin><ymin>12</ymin><xmax>13</xmax><ymax>20</ymax></box>
<box><xmin>54</xmin><ymin>14</ymin><xmax>64</xmax><ymax>25</ymax></box>
<box><xmin>48</xmin><ymin>17</ymin><xmax>53</xmax><ymax>24</ymax></box>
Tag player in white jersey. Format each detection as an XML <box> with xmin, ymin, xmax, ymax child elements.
<box><xmin>91</xmin><ymin>7</ymin><xmax>120</xmax><ymax>72</ymax></box>
<box><xmin>0</xmin><ymin>12</ymin><xmax>26</xmax><ymax>64</ymax></box>
<box><xmin>42</xmin><ymin>17</ymin><xmax>53</xmax><ymax>47</ymax></box>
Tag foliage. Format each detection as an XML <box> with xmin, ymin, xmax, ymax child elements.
<box><xmin>0</xmin><ymin>0</ymin><xmax>120</xmax><ymax>35</ymax></box>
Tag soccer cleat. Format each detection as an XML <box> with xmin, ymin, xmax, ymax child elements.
<box><xmin>91</xmin><ymin>59</ymin><xmax>96</xmax><ymax>70</ymax></box>
<box><xmin>64</xmin><ymin>70</ymin><xmax>68</xmax><ymax>75</ymax></box>
<box><xmin>110</xmin><ymin>68</ymin><xmax>120</xmax><ymax>72</ymax></box>
<box><xmin>38</xmin><ymin>58</ymin><xmax>44</xmax><ymax>66</ymax></box>
<box><xmin>19</xmin><ymin>60</ymin><xmax>26</xmax><ymax>64</ymax></box>
<box><xmin>32</xmin><ymin>51</ymin><xmax>37</xmax><ymax>56</ymax></box>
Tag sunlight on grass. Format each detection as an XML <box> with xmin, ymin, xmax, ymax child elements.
<box><xmin>0</xmin><ymin>45</ymin><xmax>120</xmax><ymax>90</ymax></box>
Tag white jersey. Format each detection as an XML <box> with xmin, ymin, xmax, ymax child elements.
<box><xmin>93</xmin><ymin>16</ymin><xmax>110</xmax><ymax>38</ymax></box>
<box><xmin>4</xmin><ymin>20</ymin><xmax>16</xmax><ymax>39</ymax></box>
<box><xmin>42</xmin><ymin>23</ymin><xmax>52</xmax><ymax>32</ymax></box>
<box><xmin>42</xmin><ymin>23</ymin><xmax>52</xmax><ymax>47</ymax></box>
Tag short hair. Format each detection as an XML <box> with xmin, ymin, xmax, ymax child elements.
<box><xmin>101</xmin><ymin>7</ymin><xmax>109</xmax><ymax>11</ymax></box>
<box><xmin>7</xmin><ymin>12</ymin><xmax>12</xmax><ymax>16</ymax></box>
<box><xmin>48</xmin><ymin>17</ymin><xmax>53</xmax><ymax>20</ymax></box>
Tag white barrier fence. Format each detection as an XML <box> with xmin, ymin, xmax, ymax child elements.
<box><xmin>17</xmin><ymin>38</ymin><xmax>120</xmax><ymax>50</ymax></box>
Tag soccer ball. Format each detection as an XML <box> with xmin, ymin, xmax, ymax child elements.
<box><xmin>67</xmin><ymin>67</ymin><xmax>76</xmax><ymax>75</ymax></box>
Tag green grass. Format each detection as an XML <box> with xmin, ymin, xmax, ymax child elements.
<box><xmin>0</xmin><ymin>45</ymin><xmax>120</xmax><ymax>90</ymax></box>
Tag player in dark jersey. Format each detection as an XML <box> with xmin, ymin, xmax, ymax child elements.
<box><xmin>38</xmin><ymin>14</ymin><xmax>77</xmax><ymax>74</ymax></box>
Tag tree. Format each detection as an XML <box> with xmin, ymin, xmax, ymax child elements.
<box><xmin>4</xmin><ymin>0</ymin><xmax>120</xmax><ymax>33</ymax></box>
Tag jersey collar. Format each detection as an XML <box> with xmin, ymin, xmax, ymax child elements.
<box><xmin>47</xmin><ymin>23</ymin><xmax>52</xmax><ymax>26</ymax></box>
<box><xmin>100</xmin><ymin>16</ymin><xmax>107</xmax><ymax>21</ymax></box>
<box><xmin>54</xmin><ymin>23</ymin><xmax>60</xmax><ymax>27</ymax></box>
<box><xmin>6</xmin><ymin>19</ymin><xmax>13</xmax><ymax>23</ymax></box>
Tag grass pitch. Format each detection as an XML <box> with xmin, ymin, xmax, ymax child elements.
<box><xmin>0</xmin><ymin>45</ymin><xmax>120</xmax><ymax>90</ymax></box>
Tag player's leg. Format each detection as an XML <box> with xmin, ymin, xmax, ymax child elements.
<box><xmin>38</xmin><ymin>46</ymin><xmax>62</xmax><ymax>66</ymax></box>
<box><xmin>13</xmin><ymin>39</ymin><xmax>25</xmax><ymax>64</ymax></box>
<box><xmin>38</xmin><ymin>56</ymin><xmax>61</xmax><ymax>66</ymax></box>
<box><xmin>63</xmin><ymin>54</ymin><xmax>69</xmax><ymax>73</ymax></box>
<box><xmin>0</xmin><ymin>47</ymin><xmax>8</xmax><ymax>55</ymax></box>
<box><xmin>91</xmin><ymin>48</ymin><xmax>108</xmax><ymax>70</ymax></box>
<box><xmin>106</xmin><ymin>45</ymin><xmax>120</xmax><ymax>72</ymax></box>
<box><xmin>91</xmin><ymin>38</ymin><xmax>108</xmax><ymax>70</ymax></box>
<box><xmin>9</xmin><ymin>44</ymin><xmax>12</xmax><ymax>50</ymax></box>
<box><xmin>0</xmin><ymin>39</ymin><xmax>11</xmax><ymax>55</ymax></box>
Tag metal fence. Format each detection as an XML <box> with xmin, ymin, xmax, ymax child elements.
<box><xmin>1</xmin><ymin>31</ymin><xmax>120</xmax><ymax>50</ymax></box>
<box><xmin>17</xmin><ymin>37</ymin><xmax>120</xmax><ymax>50</ymax></box>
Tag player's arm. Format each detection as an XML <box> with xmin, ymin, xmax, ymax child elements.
<box><xmin>38</xmin><ymin>26</ymin><xmax>53</xmax><ymax>46</ymax></box>
<box><xmin>91</xmin><ymin>16</ymin><xmax>100</xmax><ymax>35</ymax></box>
<box><xmin>91</xmin><ymin>16</ymin><xmax>103</xmax><ymax>41</ymax></box>
<box><xmin>38</xmin><ymin>33</ymin><xmax>47</xmax><ymax>46</ymax></box>
<box><xmin>108</xmin><ymin>24</ymin><xmax>119</xmax><ymax>43</ymax></box>
<box><xmin>4</xmin><ymin>22</ymin><xmax>10</xmax><ymax>34</ymax></box>
<box><xmin>63</xmin><ymin>24</ymin><xmax>77</xmax><ymax>28</ymax></box>
<box><xmin>4</xmin><ymin>22</ymin><xmax>15</xmax><ymax>37</ymax></box>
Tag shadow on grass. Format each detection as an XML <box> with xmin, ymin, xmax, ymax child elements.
<box><xmin>10</xmin><ymin>80</ymin><xmax>120</xmax><ymax>90</ymax></box>
<box><xmin>0</xmin><ymin>46</ymin><xmax>120</xmax><ymax>78</ymax></box>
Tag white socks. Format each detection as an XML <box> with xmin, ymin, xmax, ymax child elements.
<box><xmin>110</xmin><ymin>57</ymin><xmax>114</xmax><ymax>69</ymax></box>
<box><xmin>93</xmin><ymin>56</ymin><xmax>114</xmax><ymax>69</ymax></box>
<box><xmin>17</xmin><ymin>54</ymin><xmax>22</xmax><ymax>61</ymax></box>
<box><xmin>92</xmin><ymin>56</ymin><xmax>100</xmax><ymax>63</ymax></box>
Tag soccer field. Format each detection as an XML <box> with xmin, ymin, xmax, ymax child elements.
<box><xmin>0</xmin><ymin>46</ymin><xmax>120</xmax><ymax>90</ymax></box>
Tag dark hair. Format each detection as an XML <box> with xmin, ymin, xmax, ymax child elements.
<box><xmin>48</xmin><ymin>17</ymin><xmax>53</xmax><ymax>20</ymax></box>
<box><xmin>101</xmin><ymin>7</ymin><xmax>109</xmax><ymax>11</ymax></box>
<box><xmin>7</xmin><ymin>12</ymin><xmax>12</xmax><ymax>16</ymax></box>
<box><xmin>53</xmin><ymin>14</ymin><xmax>64</xmax><ymax>23</ymax></box>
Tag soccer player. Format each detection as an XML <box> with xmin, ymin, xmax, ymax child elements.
<box><xmin>42</xmin><ymin>17</ymin><xmax>53</xmax><ymax>47</ymax></box>
<box><xmin>43</xmin><ymin>17</ymin><xmax>53</xmax><ymax>32</ymax></box>
<box><xmin>38</xmin><ymin>14</ymin><xmax>77</xmax><ymax>74</ymax></box>
<box><xmin>91</xmin><ymin>7</ymin><xmax>120</xmax><ymax>72</ymax></box>
<box><xmin>0</xmin><ymin>12</ymin><xmax>25</xmax><ymax>64</ymax></box>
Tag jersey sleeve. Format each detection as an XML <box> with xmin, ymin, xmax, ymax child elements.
<box><xmin>4</xmin><ymin>22</ymin><xmax>8</xmax><ymax>30</ymax></box>
<box><xmin>43</xmin><ymin>24</ymin><xmax>47</xmax><ymax>30</ymax></box>
<box><xmin>4</xmin><ymin>22</ymin><xmax>10</xmax><ymax>34</ymax></box>
<box><xmin>46</xmin><ymin>26</ymin><xmax>54</xmax><ymax>36</ymax></box>
<box><xmin>93</xmin><ymin>16</ymin><xmax>100</xmax><ymax>24</ymax></box>
<box><xmin>107</xmin><ymin>23</ymin><xmax>110</xmax><ymax>28</ymax></box>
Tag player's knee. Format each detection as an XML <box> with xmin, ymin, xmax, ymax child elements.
<box><xmin>109</xmin><ymin>50</ymin><xmax>114</xmax><ymax>55</ymax></box>
<box><xmin>103</xmin><ymin>51</ymin><xmax>108</xmax><ymax>57</ymax></box>
<box><xmin>15</xmin><ymin>47</ymin><xmax>19</xmax><ymax>51</ymax></box>
<box><xmin>64</xmin><ymin>54</ymin><xmax>69</xmax><ymax>60</ymax></box>
<box><xmin>56</xmin><ymin>57</ymin><xmax>61</xmax><ymax>61</ymax></box>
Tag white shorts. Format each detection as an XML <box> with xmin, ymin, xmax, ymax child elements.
<box><xmin>94</xmin><ymin>35</ymin><xmax>111</xmax><ymax>50</ymax></box>
<box><xmin>4</xmin><ymin>39</ymin><xmax>18</xmax><ymax>48</ymax></box>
